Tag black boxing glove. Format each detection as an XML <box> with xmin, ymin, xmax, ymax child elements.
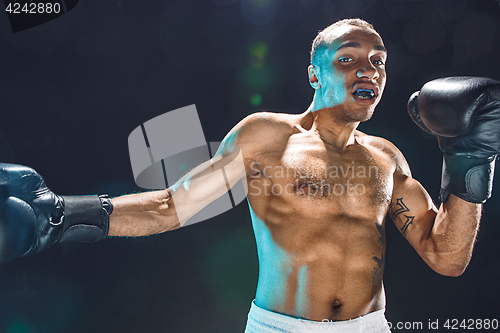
<box><xmin>0</xmin><ymin>163</ymin><xmax>113</xmax><ymax>264</ymax></box>
<box><xmin>408</xmin><ymin>76</ymin><xmax>500</xmax><ymax>203</ymax></box>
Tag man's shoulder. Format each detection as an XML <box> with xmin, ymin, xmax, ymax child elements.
<box><xmin>218</xmin><ymin>111</ymin><xmax>299</xmax><ymax>158</ymax></box>
<box><xmin>356</xmin><ymin>131</ymin><xmax>398</xmax><ymax>153</ymax></box>
<box><xmin>241</xmin><ymin>111</ymin><xmax>298</xmax><ymax>128</ymax></box>
<box><xmin>355</xmin><ymin>131</ymin><xmax>411</xmax><ymax>176</ymax></box>
<box><xmin>237</xmin><ymin>111</ymin><xmax>298</xmax><ymax>141</ymax></box>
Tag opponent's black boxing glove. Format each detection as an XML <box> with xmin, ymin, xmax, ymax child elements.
<box><xmin>0</xmin><ymin>163</ymin><xmax>113</xmax><ymax>264</ymax></box>
<box><xmin>408</xmin><ymin>76</ymin><xmax>500</xmax><ymax>203</ymax></box>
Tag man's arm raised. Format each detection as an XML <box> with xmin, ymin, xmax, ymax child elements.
<box><xmin>389</xmin><ymin>153</ymin><xmax>480</xmax><ymax>277</ymax></box>
<box><xmin>388</xmin><ymin>76</ymin><xmax>500</xmax><ymax>277</ymax></box>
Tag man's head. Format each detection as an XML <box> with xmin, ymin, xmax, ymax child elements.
<box><xmin>310</xmin><ymin>18</ymin><xmax>377</xmax><ymax>66</ymax></box>
<box><xmin>308</xmin><ymin>19</ymin><xmax>387</xmax><ymax>122</ymax></box>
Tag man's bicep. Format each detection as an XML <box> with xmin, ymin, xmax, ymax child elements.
<box><xmin>169</xmin><ymin>118</ymin><xmax>256</xmax><ymax>226</ymax></box>
<box><xmin>171</xmin><ymin>113</ymin><xmax>272</xmax><ymax>225</ymax></box>
<box><xmin>390</xmin><ymin>174</ymin><xmax>438</xmax><ymax>252</ymax></box>
<box><xmin>170</xmin><ymin>145</ymin><xmax>247</xmax><ymax>225</ymax></box>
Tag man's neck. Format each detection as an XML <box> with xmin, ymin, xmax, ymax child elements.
<box><xmin>305</xmin><ymin>104</ymin><xmax>359</xmax><ymax>150</ymax></box>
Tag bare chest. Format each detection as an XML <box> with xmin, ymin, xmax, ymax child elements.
<box><xmin>250</xmin><ymin>133</ymin><xmax>393</xmax><ymax>214</ymax></box>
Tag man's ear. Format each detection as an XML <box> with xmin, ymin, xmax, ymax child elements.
<box><xmin>308</xmin><ymin>65</ymin><xmax>321</xmax><ymax>89</ymax></box>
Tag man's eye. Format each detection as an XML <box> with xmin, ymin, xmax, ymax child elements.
<box><xmin>372</xmin><ymin>59</ymin><xmax>385</xmax><ymax>66</ymax></box>
<box><xmin>339</xmin><ymin>57</ymin><xmax>353</xmax><ymax>63</ymax></box>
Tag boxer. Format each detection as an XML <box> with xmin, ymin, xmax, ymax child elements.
<box><xmin>2</xmin><ymin>19</ymin><xmax>499</xmax><ymax>333</ymax></box>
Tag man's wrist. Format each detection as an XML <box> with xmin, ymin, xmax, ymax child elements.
<box><xmin>440</xmin><ymin>154</ymin><xmax>495</xmax><ymax>203</ymax></box>
<box><xmin>58</xmin><ymin>194</ymin><xmax>113</xmax><ymax>242</ymax></box>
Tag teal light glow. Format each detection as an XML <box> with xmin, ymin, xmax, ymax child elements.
<box><xmin>322</xmin><ymin>67</ymin><xmax>348</xmax><ymax>107</ymax></box>
<box><xmin>202</xmin><ymin>229</ymin><xmax>258</xmax><ymax>305</ymax></box>
<box><xmin>249</xmin><ymin>204</ymin><xmax>291</xmax><ymax>309</ymax></box>
<box><xmin>250</xmin><ymin>93</ymin><xmax>262</xmax><ymax>106</ymax></box>
<box><xmin>294</xmin><ymin>265</ymin><xmax>309</xmax><ymax>315</ymax></box>
<box><xmin>308</xmin><ymin>46</ymin><xmax>348</xmax><ymax>111</ymax></box>
<box><xmin>239</xmin><ymin>41</ymin><xmax>274</xmax><ymax>108</ymax></box>
<box><xmin>7</xmin><ymin>319</ymin><xmax>34</xmax><ymax>333</ymax></box>
<box><xmin>242</xmin><ymin>62</ymin><xmax>273</xmax><ymax>89</ymax></box>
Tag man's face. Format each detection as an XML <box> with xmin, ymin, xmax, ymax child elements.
<box><xmin>309</xmin><ymin>25</ymin><xmax>387</xmax><ymax>122</ymax></box>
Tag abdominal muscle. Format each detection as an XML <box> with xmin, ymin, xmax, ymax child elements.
<box><xmin>248</xmin><ymin>192</ymin><xmax>388</xmax><ymax>322</ymax></box>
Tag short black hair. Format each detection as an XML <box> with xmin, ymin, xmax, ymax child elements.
<box><xmin>310</xmin><ymin>18</ymin><xmax>377</xmax><ymax>65</ymax></box>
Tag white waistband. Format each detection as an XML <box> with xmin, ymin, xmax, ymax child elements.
<box><xmin>245</xmin><ymin>300</ymin><xmax>391</xmax><ymax>333</ymax></box>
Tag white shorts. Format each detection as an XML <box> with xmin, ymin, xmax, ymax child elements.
<box><xmin>244</xmin><ymin>301</ymin><xmax>391</xmax><ymax>333</ymax></box>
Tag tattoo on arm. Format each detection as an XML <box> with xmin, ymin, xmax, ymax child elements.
<box><xmin>391</xmin><ymin>198</ymin><xmax>409</xmax><ymax>218</ymax></box>
<box><xmin>391</xmin><ymin>197</ymin><xmax>415</xmax><ymax>237</ymax></box>
<box><xmin>400</xmin><ymin>215</ymin><xmax>414</xmax><ymax>236</ymax></box>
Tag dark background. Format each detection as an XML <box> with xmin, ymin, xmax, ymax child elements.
<box><xmin>1</xmin><ymin>0</ymin><xmax>500</xmax><ymax>332</ymax></box>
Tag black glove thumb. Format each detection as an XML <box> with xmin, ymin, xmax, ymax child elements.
<box><xmin>408</xmin><ymin>91</ymin><xmax>438</xmax><ymax>136</ymax></box>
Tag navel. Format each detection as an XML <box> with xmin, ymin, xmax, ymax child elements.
<box><xmin>332</xmin><ymin>298</ymin><xmax>342</xmax><ymax>310</ymax></box>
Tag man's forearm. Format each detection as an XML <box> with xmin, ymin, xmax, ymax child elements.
<box><xmin>108</xmin><ymin>189</ymin><xmax>181</xmax><ymax>237</ymax></box>
<box><xmin>107</xmin><ymin>147</ymin><xmax>246</xmax><ymax>236</ymax></box>
<box><xmin>427</xmin><ymin>194</ymin><xmax>481</xmax><ymax>276</ymax></box>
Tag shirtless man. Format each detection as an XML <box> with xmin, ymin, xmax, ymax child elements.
<box><xmin>1</xmin><ymin>19</ymin><xmax>499</xmax><ymax>333</ymax></box>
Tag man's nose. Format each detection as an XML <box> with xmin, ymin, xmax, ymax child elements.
<box><xmin>356</xmin><ymin>63</ymin><xmax>378</xmax><ymax>80</ymax></box>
